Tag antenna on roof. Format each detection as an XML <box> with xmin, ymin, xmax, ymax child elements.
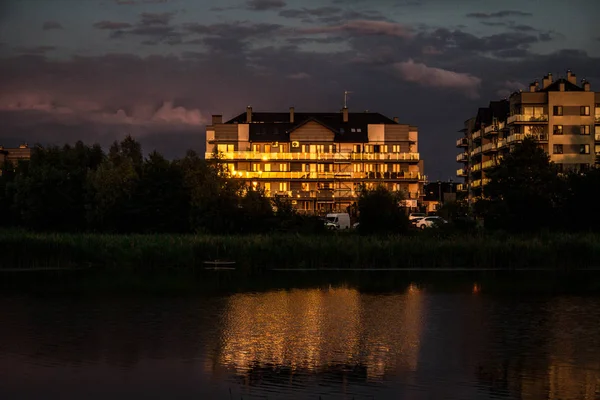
<box><xmin>343</xmin><ymin>90</ymin><xmax>353</xmax><ymax>109</ymax></box>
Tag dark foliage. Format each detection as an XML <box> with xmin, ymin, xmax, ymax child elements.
<box><xmin>357</xmin><ymin>185</ymin><xmax>409</xmax><ymax>235</ymax></box>
<box><xmin>4</xmin><ymin>137</ymin><xmax>322</xmax><ymax>234</ymax></box>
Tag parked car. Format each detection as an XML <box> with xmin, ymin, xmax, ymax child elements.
<box><xmin>352</xmin><ymin>222</ymin><xmax>360</xmax><ymax>229</ymax></box>
<box><xmin>416</xmin><ymin>216</ymin><xmax>448</xmax><ymax>229</ymax></box>
<box><xmin>408</xmin><ymin>213</ymin><xmax>426</xmax><ymax>221</ymax></box>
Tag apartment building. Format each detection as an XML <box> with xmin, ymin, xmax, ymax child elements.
<box><xmin>0</xmin><ymin>144</ymin><xmax>31</xmax><ymax>175</ymax></box>
<box><xmin>456</xmin><ymin>70</ymin><xmax>600</xmax><ymax>199</ymax></box>
<box><xmin>205</xmin><ymin>107</ymin><xmax>425</xmax><ymax>213</ymax></box>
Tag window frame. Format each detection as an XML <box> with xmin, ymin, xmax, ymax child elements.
<box><xmin>553</xmin><ymin>105</ymin><xmax>563</xmax><ymax>116</ymax></box>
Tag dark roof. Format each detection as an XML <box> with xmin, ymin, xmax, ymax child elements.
<box><xmin>225</xmin><ymin>111</ymin><xmax>400</xmax><ymax>142</ymax></box>
<box><xmin>473</xmin><ymin>99</ymin><xmax>509</xmax><ymax>129</ymax></box>
<box><xmin>539</xmin><ymin>78</ymin><xmax>584</xmax><ymax>92</ymax></box>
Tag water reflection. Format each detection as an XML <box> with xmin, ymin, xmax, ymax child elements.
<box><xmin>0</xmin><ymin>285</ymin><xmax>599</xmax><ymax>399</ymax></box>
<box><xmin>216</xmin><ymin>285</ymin><xmax>425</xmax><ymax>382</ymax></box>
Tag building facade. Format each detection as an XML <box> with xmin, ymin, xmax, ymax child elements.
<box><xmin>0</xmin><ymin>144</ymin><xmax>31</xmax><ymax>175</ymax></box>
<box><xmin>456</xmin><ymin>70</ymin><xmax>600</xmax><ymax>200</ymax></box>
<box><xmin>206</xmin><ymin>107</ymin><xmax>425</xmax><ymax>213</ymax></box>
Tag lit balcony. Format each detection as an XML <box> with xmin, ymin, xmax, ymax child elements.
<box><xmin>470</xmin><ymin>146</ymin><xmax>482</xmax><ymax>156</ymax></box>
<box><xmin>472</xmin><ymin>130</ymin><xmax>482</xmax><ymax>140</ymax></box>
<box><xmin>481</xmin><ymin>142</ymin><xmax>496</xmax><ymax>153</ymax></box>
<box><xmin>457</xmin><ymin>183</ymin><xmax>465</xmax><ymax>191</ymax></box>
<box><xmin>483</xmin><ymin>124</ymin><xmax>500</xmax><ymax>136</ymax></box>
<box><xmin>472</xmin><ymin>163</ymin><xmax>482</xmax><ymax>172</ymax></box>
<box><xmin>497</xmin><ymin>139</ymin><xmax>507</xmax><ymax>148</ymax></box>
<box><xmin>506</xmin><ymin>134</ymin><xmax>524</xmax><ymax>144</ymax></box>
<box><xmin>456</xmin><ymin>168</ymin><xmax>466</xmax><ymax>177</ymax></box>
<box><xmin>231</xmin><ymin>171</ymin><xmax>426</xmax><ymax>181</ymax></box>
<box><xmin>595</xmin><ymin>116</ymin><xmax>600</xmax><ymax>124</ymax></box>
<box><xmin>456</xmin><ymin>138</ymin><xmax>468</xmax><ymax>147</ymax></box>
<box><xmin>206</xmin><ymin>151</ymin><xmax>420</xmax><ymax>162</ymax></box>
<box><xmin>456</xmin><ymin>152</ymin><xmax>468</xmax><ymax>162</ymax></box>
<box><xmin>482</xmin><ymin>178</ymin><xmax>491</xmax><ymax>186</ymax></box>
<box><xmin>507</xmin><ymin>114</ymin><xmax>548</xmax><ymax>124</ymax></box>
<box><xmin>472</xmin><ymin>179</ymin><xmax>482</xmax><ymax>188</ymax></box>
<box><xmin>482</xmin><ymin>159</ymin><xmax>497</xmax><ymax>170</ymax></box>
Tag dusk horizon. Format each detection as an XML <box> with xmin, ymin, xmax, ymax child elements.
<box><xmin>1</xmin><ymin>0</ymin><xmax>599</xmax><ymax>179</ymax></box>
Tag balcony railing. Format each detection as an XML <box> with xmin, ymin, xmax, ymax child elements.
<box><xmin>506</xmin><ymin>134</ymin><xmax>524</xmax><ymax>143</ymax></box>
<box><xmin>231</xmin><ymin>171</ymin><xmax>426</xmax><ymax>180</ymax></box>
<box><xmin>206</xmin><ymin>151</ymin><xmax>420</xmax><ymax>162</ymax></box>
<box><xmin>481</xmin><ymin>142</ymin><xmax>497</xmax><ymax>153</ymax></box>
<box><xmin>456</xmin><ymin>152</ymin><xmax>468</xmax><ymax>162</ymax></box>
<box><xmin>470</xmin><ymin>146</ymin><xmax>482</xmax><ymax>156</ymax></box>
<box><xmin>456</xmin><ymin>138</ymin><xmax>468</xmax><ymax>147</ymax></box>
<box><xmin>472</xmin><ymin>179</ymin><xmax>482</xmax><ymax>188</ymax></box>
<box><xmin>472</xmin><ymin>130</ymin><xmax>482</xmax><ymax>140</ymax></box>
<box><xmin>482</xmin><ymin>159</ymin><xmax>497</xmax><ymax>170</ymax></box>
<box><xmin>472</xmin><ymin>163</ymin><xmax>482</xmax><ymax>172</ymax></box>
<box><xmin>497</xmin><ymin>139</ymin><xmax>507</xmax><ymax>148</ymax></box>
<box><xmin>456</xmin><ymin>168</ymin><xmax>466</xmax><ymax>177</ymax></box>
<box><xmin>507</xmin><ymin>114</ymin><xmax>549</xmax><ymax>124</ymax></box>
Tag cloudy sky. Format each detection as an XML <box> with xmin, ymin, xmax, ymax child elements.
<box><xmin>1</xmin><ymin>0</ymin><xmax>599</xmax><ymax>179</ymax></box>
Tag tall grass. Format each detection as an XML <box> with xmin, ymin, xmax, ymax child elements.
<box><xmin>1</xmin><ymin>229</ymin><xmax>600</xmax><ymax>271</ymax></box>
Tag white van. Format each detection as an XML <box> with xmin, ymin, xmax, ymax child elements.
<box><xmin>324</xmin><ymin>213</ymin><xmax>351</xmax><ymax>230</ymax></box>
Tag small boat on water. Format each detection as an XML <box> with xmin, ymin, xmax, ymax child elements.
<box><xmin>203</xmin><ymin>260</ymin><xmax>236</xmax><ymax>270</ymax></box>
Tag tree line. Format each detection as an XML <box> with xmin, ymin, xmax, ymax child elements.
<box><xmin>1</xmin><ymin>137</ymin><xmax>413</xmax><ymax>235</ymax></box>
<box><xmin>473</xmin><ymin>137</ymin><xmax>600</xmax><ymax>232</ymax></box>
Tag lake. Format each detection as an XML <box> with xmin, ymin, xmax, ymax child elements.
<box><xmin>1</xmin><ymin>280</ymin><xmax>599</xmax><ymax>399</ymax></box>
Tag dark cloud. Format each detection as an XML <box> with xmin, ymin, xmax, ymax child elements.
<box><xmin>279</xmin><ymin>7</ymin><xmax>341</xmax><ymax>19</ymax></box>
<box><xmin>12</xmin><ymin>46</ymin><xmax>57</xmax><ymax>55</ymax></box>
<box><xmin>467</xmin><ymin>10</ymin><xmax>533</xmax><ymax>18</ymax></box>
<box><xmin>93</xmin><ymin>21</ymin><xmax>133</xmax><ymax>30</ymax></box>
<box><xmin>42</xmin><ymin>21</ymin><xmax>63</xmax><ymax>30</ymax></box>
<box><xmin>139</xmin><ymin>12</ymin><xmax>175</xmax><ymax>26</ymax></box>
<box><xmin>245</xmin><ymin>0</ymin><xmax>286</xmax><ymax>11</ymax></box>
<box><xmin>2</xmin><ymin>17</ymin><xmax>599</xmax><ymax>178</ymax></box>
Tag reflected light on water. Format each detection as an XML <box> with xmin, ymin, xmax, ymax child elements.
<box><xmin>215</xmin><ymin>285</ymin><xmax>425</xmax><ymax>381</ymax></box>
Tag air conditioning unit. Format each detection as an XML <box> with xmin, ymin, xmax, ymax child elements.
<box><xmin>291</xmin><ymin>141</ymin><xmax>300</xmax><ymax>148</ymax></box>
<box><xmin>272</xmin><ymin>142</ymin><xmax>279</xmax><ymax>147</ymax></box>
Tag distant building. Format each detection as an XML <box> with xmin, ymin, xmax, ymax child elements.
<box><xmin>205</xmin><ymin>107</ymin><xmax>426</xmax><ymax>213</ymax></box>
<box><xmin>0</xmin><ymin>144</ymin><xmax>31</xmax><ymax>174</ymax></box>
<box><xmin>456</xmin><ymin>70</ymin><xmax>600</xmax><ymax>201</ymax></box>
<box><xmin>422</xmin><ymin>181</ymin><xmax>458</xmax><ymax>213</ymax></box>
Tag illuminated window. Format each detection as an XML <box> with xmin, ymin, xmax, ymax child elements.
<box><xmin>252</xmin><ymin>144</ymin><xmax>261</xmax><ymax>152</ymax></box>
<box><xmin>392</xmin><ymin>145</ymin><xmax>401</xmax><ymax>152</ymax></box>
<box><xmin>279</xmin><ymin>182</ymin><xmax>288</xmax><ymax>191</ymax></box>
<box><xmin>580</xmin><ymin>144</ymin><xmax>590</xmax><ymax>154</ymax></box>
<box><xmin>595</xmin><ymin>144</ymin><xmax>600</xmax><ymax>155</ymax></box>
<box><xmin>263</xmin><ymin>182</ymin><xmax>271</xmax><ymax>192</ymax></box>
<box><xmin>264</xmin><ymin>163</ymin><xmax>271</xmax><ymax>172</ymax></box>
<box><xmin>553</xmin><ymin>125</ymin><xmax>563</xmax><ymax>135</ymax></box>
<box><xmin>553</xmin><ymin>106</ymin><xmax>563</xmax><ymax>116</ymax></box>
<box><xmin>581</xmin><ymin>106</ymin><xmax>590</xmax><ymax>116</ymax></box>
<box><xmin>252</xmin><ymin>163</ymin><xmax>260</xmax><ymax>172</ymax></box>
<box><xmin>580</xmin><ymin>125</ymin><xmax>590</xmax><ymax>135</ymax></box>
<box><xmin>353</xmin><ymin>144</ymin><xmax>361</xmax><ymax>152</ymax></box>
<box><xmin>217</xmin><ymin>144</ymin><xmax>234</xmax><ymax>152</ymax></box>
<box><xmin>301</xmin><ymin>182</ymin><xmax>309</xmax><ymax>191</ymax></box>
<box><xmin>279</xmin><ymin>163</ymin><xmax>288</xmax><ymax>172</ymax></box>
<box><xmin>353</xmin><ymin>164</ymin><xmax>362</xmax><ymax>172</ymax></box>
<box><xmin>553</xmin><ymin>144</ymin><xmax>563</xmax><ymax>154</ymax></box>
<box><xmin>264</xmin><ymin>145</ymin><xmax>271</xmax><ymax>153</ymax></box>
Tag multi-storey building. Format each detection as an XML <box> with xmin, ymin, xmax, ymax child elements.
<box><xmin>456</xmin><ymin>70</ymin><xmax>600</xmax><ymax>199</ymax></box>
<box><xmin>205</xmin><ymin>107</ymin><xmax>425</xmax><ymax>213</ymax></box>
<box><xmin>0</xmin><ymin>144</ymin><xmax>31</xmax><ymax>175</ymax></box>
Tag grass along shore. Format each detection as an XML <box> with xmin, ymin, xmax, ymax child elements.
<box><xmin>1</xmin><ymin>229</ymin><xmax>600</xmax><ymax>272</ymax></box>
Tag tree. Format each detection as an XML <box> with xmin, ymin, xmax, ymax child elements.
<box><xmin>357</xmin><ymin>185</ymin><xmax>409</xmax><ymax>235</ymax></box>
<box><xmin>12</xmin><ymin>142</ymin><xmax>105</xmax><ymax>231</ymax></box>
<box><xmin>481</xmin><ymin>137</ymin><xmax>562</xmax><ymax>232</ymax></box>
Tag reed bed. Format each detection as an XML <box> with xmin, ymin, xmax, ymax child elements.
<box><xmin>1</xmin><ymin>229</ymin><xmax>600</xmax><ymax>272</ymax></box>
